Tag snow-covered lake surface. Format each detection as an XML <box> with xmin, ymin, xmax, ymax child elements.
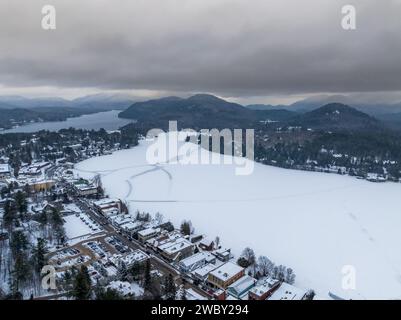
<box><xmin>0</xmin><ymin>110</ymin><xmax>133</xmax><ymax>134</ymax></box>
<box><xmin>75</xmin><ymin>134</ymin><xmax>401</xmax><ymax>299</ymax></box>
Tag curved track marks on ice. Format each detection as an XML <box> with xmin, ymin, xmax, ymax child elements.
<box><xmin>123</xmin><ymin>164</ymin><xmax>173</xmax><ymax>199</ymax></box>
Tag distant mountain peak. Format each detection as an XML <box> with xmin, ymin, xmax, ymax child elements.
<box><xmin>188</xmin><ymin>93</ymin><xmax>223</xmax><ymax>101</ymax></box>
<box><xmin>291</xmin><ymin>103</ymin><xmax>380</xmax><ymax>132</ymax></box>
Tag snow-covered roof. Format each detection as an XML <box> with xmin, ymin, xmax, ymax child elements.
<box><xmin>200</xmin><ymin>237</ymin><xmax>214</xmax><ymax>246</ymax></box>
<box><xmin>185</xmin><ymin>288</ymin><xmax>207</xmax><ymax>301</ymax></box>
<box><xmin>209</xmin><ymin>262</ymin><xmax>244</xmax><ymax>282</ymax></box>
<box><xmin>268</xmin><ymin>282</ymin><xmax>307</xmax><ymax>301</ymax></box>
<box><xmin>93</xmin><ymin>198</ymin><xmax>120</xmax><ymax>207</ymax></box>
<box><xmin>0</xmin><ymin>164</ymin><xmax>11</xmax><ymax>173</ymax></box>
<box><xmin>192</xmin><ymin>263</ymin><xmax>219</xmax><ymax>278</ymax></box>
<box><xmin>249</xmin><ymin>278</ymin><xmax>280</xmax><ymax>297</ymax></box>
<box><xmin>161</xmin><ymin>237</ymin><xmax>193</xmax><ymax>255</ymax></box>
<box><xmin>121</xmin><ymin>221</ymin><xmax>143</xmax><ymax>231</ymax></box>
<box><xmin>227</xmin><ymin>275</ymin><xmax>256</xmax><ymax>297</ymax></box>
<box><xmin>110</xmin><ymin>214</ymin><xmax>133</xmax><ymax>226</ymax></box>
<box><xmin>138</xmin><ymin>227</ymin><xmax>160</xmax><ymax>237</ymax></box>
<box><xmin>179</xmin><ymin>251</ymin><xmax>214</xmax><ymax>268</ymax></box>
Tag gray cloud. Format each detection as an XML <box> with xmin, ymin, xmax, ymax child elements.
<box><xmin>0</xmin><ymin>0</ymin><xmax>401</xmax><ymax>101</ymax></box>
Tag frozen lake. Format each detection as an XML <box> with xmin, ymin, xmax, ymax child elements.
<box><xmin>0</xmin><ymin>110</ymin><xmax>133</xmax><ymax>133</ymax></box>
<box><xmin>75</xmin><ymin>134</ymin><xmax>401</xmax><ymax>299</ymax></box>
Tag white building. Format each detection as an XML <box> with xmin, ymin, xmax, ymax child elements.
<box><xmin>178</xmin><ymin>251</ymin><xmax>216</xmax><ymax>273</ymax></box>
<box><xmin>137</xmin><ymin>227</ymin><xmax>161</xmax><ymax>243</ymax></box>
<box><xmin>268</xmin><ymin>282</ymin><xmax>307</xmax><ymax>300</ymax></box>
<box><xmin>93</xmin><ymin>198</ymin><xmax>122</xmax><ymax>215</ymax></box>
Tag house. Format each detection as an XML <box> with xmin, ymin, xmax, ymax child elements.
<box><xmin>110</xmin><ymin>214</ymin><xmax>133</xmax><ymax>228</ymax></box>
<box><xmin>158</xmin><ymin>237</ymin><xmax>194</xmax><ymax>262</ymax></box>
<box><xmin>268</xmin><ymin>282</ymin><xmax>307</xmax><ymax>300</ymax></box>
<box><xmin>178</xmin><ymin>252</ymin><xmax>216</xmax><ymax>273</ymax></box>
<box><xmin>146</xmin><ymin>230</ymin><xmax>182</xmax><ymax>250</ymax></box>
<box><xmin>0</xmin><ymin>164</ymin><xmax>11</xmax><ymax>180</ymax></box>
<box><xmin>207</xmin><ymin>262</ymin><xmax>245</xmax><ymax>289</ymax></box>
<box><xmin>75</xmin><ymin>184</ymin><xmax>98</xmax><ymax>197</ymax></box>
<box><xmin>121</xmin><ymin>221</ymin><xmax>144</xmax><ymax>237</ymax></box>
<box><xmin>199</xmin><ymin>237</ymin><xmax>214</xmax><ymax>251</ymax></box>
<box><xmin>20</xmin><ymin>162</ymin><xmax>52</xmax><ymax>176</ymax></box>
<box><xmin>31</xmin><ymin>201</ymin><xmax>58</xmax><ymax>215</ymax></box>
<box><xmin>93</xmin><ymin>198</ymin><xmax>122</xmax><ymax>216</ymax></box>
<box><xmin>248</xmin><ymin>278</ymin><xmax>280</xmax><ymax>300</ymax></box>
<box><xmin>213</xmin><ymin>248</ymin><xmax>232</xmax><ymax>262</ymax></box>
<box><xmin>137</xmin><ymin>227</ymin><xmax>161</xmax><ymax>243</ymax></box>
<box><xmin>191</xmin><ymin>263</ymin><xmax>220</xmax><ymax>283</ymax></box>
<box><xmin>73</xmin><ymin>179</ymin><xmax>98</xmax><ymax>197</ymax></box>
<box><xmin>213</xmin><ymin>289</ymin><xmax>226</xmax><ymax>301</ymax></box>
<box><xmin>189</xmin><ymin>234</ymin><xmax>203</xmax><ymax>244</ymax></box>
<box><xmin>226</xmin><ymin>275</ymin><xmax>257</xmax><ymax>300</ymax></box>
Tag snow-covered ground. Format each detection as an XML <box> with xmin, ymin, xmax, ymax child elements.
<box><xmin>75</xmin><ymin>133</ymin><xmax>401</xmax><ymax>299</ymax></box>
<box><xmin>64</xmin><ymin>215</ymin><xmax>95</xmax><ymax>239</ymax></box>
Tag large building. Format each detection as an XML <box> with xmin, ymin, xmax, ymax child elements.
<box><xmin>93</xmin><ymin>198</ymin><xmax>122</xmax><ymax>216</ymax></box>
<box><xmin>137</xmin><ymin>227</ymin><xmax>161</xmax><ymax>243</ymax></box>
<box><xmin>28</xmin><ymin>179</ymin><xmax>56</xmax><ymax>192</ymax></box>
<box><xmin>207</xmin><ymin>262</ymin><xmax>245</xmax><ymax>289</ymax></box>
<box><xmin>73</xmin><ymin>180</ymin><xmax>99</xmax><ymax>197</ymax></box>
<box><xmin>178</xmin><ymin>251</ymin><xmax>216</xmax><ymax>273</ymax></box>
<box><xmin>157</xmin><ymin>236</ymin><xmax>194</xmax><ymax>262</ymax></box>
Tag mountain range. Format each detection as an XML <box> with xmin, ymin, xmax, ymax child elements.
<box><xmin>118</xmin><ymin>94</ymin><xmax>297</xmax><ymax>130</ymax></box>
<box><xmin>1</xmin><ymin>93</ymin><xmax>400</xmax><ymax>132</ymax></box>
<box><xmin>119</xmin><ymin>94</ymin><xmax>387</xmax><ymax>132</ymax></box>
<box><xmin>0</xmin><ymin>93</ymin><xmax>135</xmax><ymax>110</ymax></box>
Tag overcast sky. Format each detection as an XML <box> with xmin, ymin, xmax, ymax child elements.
<box><xmin>0</xmin><ymin>0</ymin><xmax>401</xmax><ymax>104</ymax></box>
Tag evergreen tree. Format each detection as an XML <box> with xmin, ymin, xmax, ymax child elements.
<box><xmin>14</xmin><ymin>191</ymin><xmax>27</xmax><ymax>217</ymax></box>
<box><xmin>163</xmin><ymin>274</ymin><xmax>176</xmax><ymax>300</ymax></box>
<box><xmin>95</xmin><ymin>286</ymin><xmax>124</xmax><ymax>300</ymax></box>
<box><xmin>117</xmin><ymin>261</ymin><xmax>129</xmax><ymax>282</ymax></box>
<box><xmin>7</xmin><ymin>278</ymin><xmax>23</xmax><ymax>300</ymax></box>
<box><xmin>180</xmin><ymin>220</ymin><xmax>192</xmax><ymax>236</ymax></box>
<box><xmin>143</xmin><ymin>260</ymin><xmax>152</xmax><ymax>293</ymax></box>
<box><xmin>72</xmin><ymin>265</ymin><xmax>92</xmax><ymax>300</ymax></box>
<box><xmin>3</xmin><ymin>200</ymin><xmax>16</xmax><ymax>230</ymax></box>
<box><xmin>128</xmin><ymin>261</ymin><xmax>143</xmax><ymax>280</ymax></box>
<box><xmin>31</xmin><ymin>238</ymin><xmax>48</xmax><ymax>273</ymax></box>
<box><xmin>12</xmin><ymin>253</ymin><xmax>31</xmax><ymax>288</ymax></box>
<box><xmin>37</xmin><ymin>210</ymin><xmax>48</xmax><ymax>227</ymax></box>
<box><xmin>10</xmin><ymin>230</ymin><xmax>28</xmax><ymax>256</ymax></box>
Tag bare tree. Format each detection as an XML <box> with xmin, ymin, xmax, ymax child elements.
<box><xmin>241</xmin><ymin>247</ymin><xmax>256</xmax><ymax>266</ymax></box>
<box><xmin>257</xmin><ymin>256</ymin><xmax>275</xmax><ymax>277</ymax></box>
<box><xmin>214</xmin><ymin>236</ymin><xmax>220</xmax><ymax>249</ymax></box>
<box><xmin>154</xmin><ymin>212</ymin><xmax>164</xmax><ymax>225</ymax></box>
